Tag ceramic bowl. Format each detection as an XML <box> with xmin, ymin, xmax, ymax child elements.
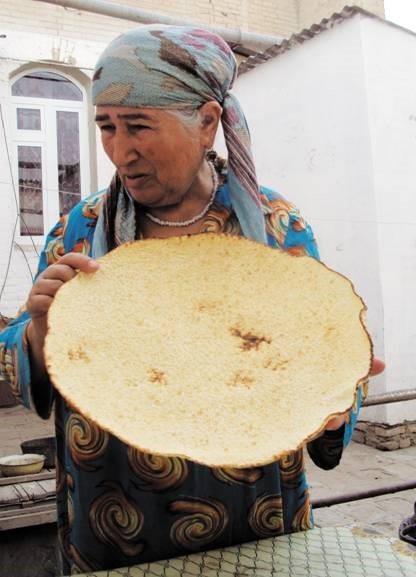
<box><xmin>0</xmin><ymin>453</ymin><xmax>46</xmax><ymax>477</ymax></box>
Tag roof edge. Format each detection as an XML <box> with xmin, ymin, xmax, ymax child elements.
<box><xmin>237</xmin><ymin>5</ymin><xmax>381</xmax><ymax>76</ymax></box>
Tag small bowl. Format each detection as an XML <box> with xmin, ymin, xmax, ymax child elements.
<box><xmin>0</xmin><ymin>454</ymin><xmax>46</xmax><ymax>477</ymax></box>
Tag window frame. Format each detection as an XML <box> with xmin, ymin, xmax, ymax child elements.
<box><xmin>9</xmin><ymin>68</ymin><xmax>90</xmax><ymax>245</ymax></box>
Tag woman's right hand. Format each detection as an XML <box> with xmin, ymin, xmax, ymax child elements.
<box><xmin>26</xmin><ymin>253</ymin><xmax>99</xmax><ymax>371</ymax></box>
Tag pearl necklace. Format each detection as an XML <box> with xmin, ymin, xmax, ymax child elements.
<box><xmin>144</xmin><ymin>161</ymin><xmax>218</xmax><ymax>227</ymax></box>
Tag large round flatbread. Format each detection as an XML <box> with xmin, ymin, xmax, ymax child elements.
<box><xmin>45</xmin><ymin>234</ymin><xmax>372</xmax><ymax>467</ymax></box>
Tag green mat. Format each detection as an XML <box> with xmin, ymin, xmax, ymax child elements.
<box><xmin>80</xmin><ymin>526</ymin><xmax>416</xmax><ymax>577</ymax></box>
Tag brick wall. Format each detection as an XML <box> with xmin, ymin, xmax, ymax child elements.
<box><xmin>0</xmin><ymin>0</ymin><xmax>296</xmax><ymax>40</ymax></box>
<box><xmin>353</xmin><ymin>420</ymin><xmax>416</xmax><ymax>450</ymax></box>
<box><xmin>247</xmin><ymin>0</ymin><xmax>298</xmax><ymax>37</ymax></box>
<box><xmin>298</xmin><ymin>0</ymin><xmax>385</xmax><ymax>31</ymax></box>
<box><xmin>0</xmin><ymin>0</ymin><xmax>385</xmax><ymax>40</ymax></box>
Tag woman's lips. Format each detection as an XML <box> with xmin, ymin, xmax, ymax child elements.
<box><xmin>125</xmin><ymin>174</ymin><xmax>151</xmax><ymax>186</ymax></box>
<box><xmin>126</xmin><ymin>173</ymin><xmax>147</xmax><ymax>180</ymax></box>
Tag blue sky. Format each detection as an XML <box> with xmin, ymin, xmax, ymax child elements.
<box><xmin>384</xmin><ymin>0</ymin><xmax>416</xmax><ymax>32</ymax></box>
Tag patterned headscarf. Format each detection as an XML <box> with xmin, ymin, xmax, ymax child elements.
<box><xmin>92</xmin><ymin>24</ymin><xmax>267</xmax><ymax>256</ymax></box>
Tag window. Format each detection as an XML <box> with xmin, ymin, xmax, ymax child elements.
<box><xmin>12</xmin><ymin>71</ymin><xmax>83</xmax><ymax>101</ymax></box>
<box><xmin>10</xmin><ymin>70</ymin><xmax>89</xmax><ymax>238</ymax></box>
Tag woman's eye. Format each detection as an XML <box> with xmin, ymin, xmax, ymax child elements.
<box><xmin>98</xmin><ymin>124</ymin><xmax>114</xmax><ymax>133</ymax></box>
<box><xmin>128</xmin><ymin>124</ymin><xmax>149</xmax><ymax>133</ymax></box>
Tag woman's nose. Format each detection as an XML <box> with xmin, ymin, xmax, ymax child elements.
<box><xmin>111</xmin><ymin>133</ymin><xmax>139</xmax><ymax>167</ymax></box>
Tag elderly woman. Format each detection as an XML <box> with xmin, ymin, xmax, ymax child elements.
<box><xmin>0</xmin><ymin>25</ymin><xmax>383</xmax><ymax>575</ymax></box>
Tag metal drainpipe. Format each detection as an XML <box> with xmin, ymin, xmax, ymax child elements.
<box><xmin>363</xmin><ymin>388</ymin><xmax>416</xmax><ymax>407</ymax></box>
<box><xmin>34</xmin><ymin>0</ymin><xmax>283</xmax><ymax>49</ymax></box>
<box><xmin>312</xmin><ymin>480</ymin><xmax>416</xmax><ymax>509</ymax></box>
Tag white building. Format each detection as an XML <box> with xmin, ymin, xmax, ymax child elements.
<box><xmin>0</xmin><ymin>3</ymin><xmax>414</xmax><ymax>426</ymax></box>
<box><xmin>233</xmin><ymin>7</ymin><xmax>416</xmax><ymax>425</ymax></box>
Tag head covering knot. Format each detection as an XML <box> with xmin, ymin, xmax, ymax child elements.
<box><xmin>92</xmin><ymin>25</ymin><xmax>266</xmax><ymax>256</ymax></box>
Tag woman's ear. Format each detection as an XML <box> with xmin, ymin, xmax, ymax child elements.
<box><xmin>199</xmin><ymin>101</ymin><xmax>222</xmax><ymax>148</ymax></box>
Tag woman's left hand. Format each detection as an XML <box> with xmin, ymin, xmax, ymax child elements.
<box><xmin>325</xmin><ymin>357</ymin><xmax>385</xmax><ymax>431</ymax></box>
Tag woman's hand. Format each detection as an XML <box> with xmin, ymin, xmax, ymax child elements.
<box><xmin>325</xmin><ymin>357</ymin><xmax>385</xmax><ymax>431</ymax></box>
<box><xmin>26</xmin><ymin>253</ymin><xmax>99</xmax><ymax>375</ymax></box>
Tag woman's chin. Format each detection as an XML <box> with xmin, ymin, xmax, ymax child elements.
<box><xmin>125</xmin><ymin>188</ymin><xmax>165</xmax><ymax>207</ymax></box>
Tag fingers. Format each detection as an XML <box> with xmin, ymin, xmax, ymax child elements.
<box><xmin>37</xmin><ymin>254</ymin><xmax>99</xmax><ymax>285</ymax></box>
<box><xmin>28</xmin><ymin>274</ymin><xmax>73</xmax><ymax>319</ymax></box>
<box><xmin>28</xmin><ymin>294</ymin><xmax>57</xmax><ymax>317</ymax></box>
<box><xmin>57</xmin><ymin>252</ymin><xmax>99</xmax><ymax>272</ymax></box>
<box><xmin>370</xmin><ymin>357</ymin><xmax>385</xmax><ymax>376</ymax></box>
<box><xmin>41</xmin><ymin>253</ymin><xmax>99</xmax><ymax>279</ymax></box>
<box><xmin>27</xmin><ymin>253</ymin><xmax>99</xmax><ymax>320</ymax></box>
<box><xmin>32</xmin><ymin>278</ymin><xmax>70</xmax><ymax>297</ymax></box>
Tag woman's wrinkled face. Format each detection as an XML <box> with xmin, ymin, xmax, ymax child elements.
<box><xmin>95</xmin><ymin>105</ymin><xmax>216</xmax><ymax>208</ymax></box>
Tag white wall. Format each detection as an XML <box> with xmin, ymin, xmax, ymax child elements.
<box><xmin>360</xmin><ymin>17</ymin><xmax>416</xmax><ymax>423</ymax></box>
<box><xmin>235</xmin><ymin>14</ymin><xmax>416</xmax><ymax>423</ymax></box>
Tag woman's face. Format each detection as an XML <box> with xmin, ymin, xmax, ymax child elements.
<box><xmin>95</xmin><ymin>104</ymin><xmax>219</xmax><ymax>208</ymax></box>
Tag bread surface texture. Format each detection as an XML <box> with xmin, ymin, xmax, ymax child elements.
<box><xmin>45</xmin><ymin>234</ymin><xmax>372</xmax><ymax>467</ymax></box>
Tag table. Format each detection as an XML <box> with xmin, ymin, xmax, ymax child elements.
<box><xmin>0</xmin><ymin>470</ymin><xmax>56</xmax><ymax>530</ymax></box>
<box><xmin>78</xmin><ymin>526</ymin><xmax>416</xmax><ymax>577</ymax></box>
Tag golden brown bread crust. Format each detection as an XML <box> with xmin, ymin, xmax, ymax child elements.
<box><xmin>45</xmin><ymin>234</ymin><xmax>373</xmax><ymax>467</ymax></box>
